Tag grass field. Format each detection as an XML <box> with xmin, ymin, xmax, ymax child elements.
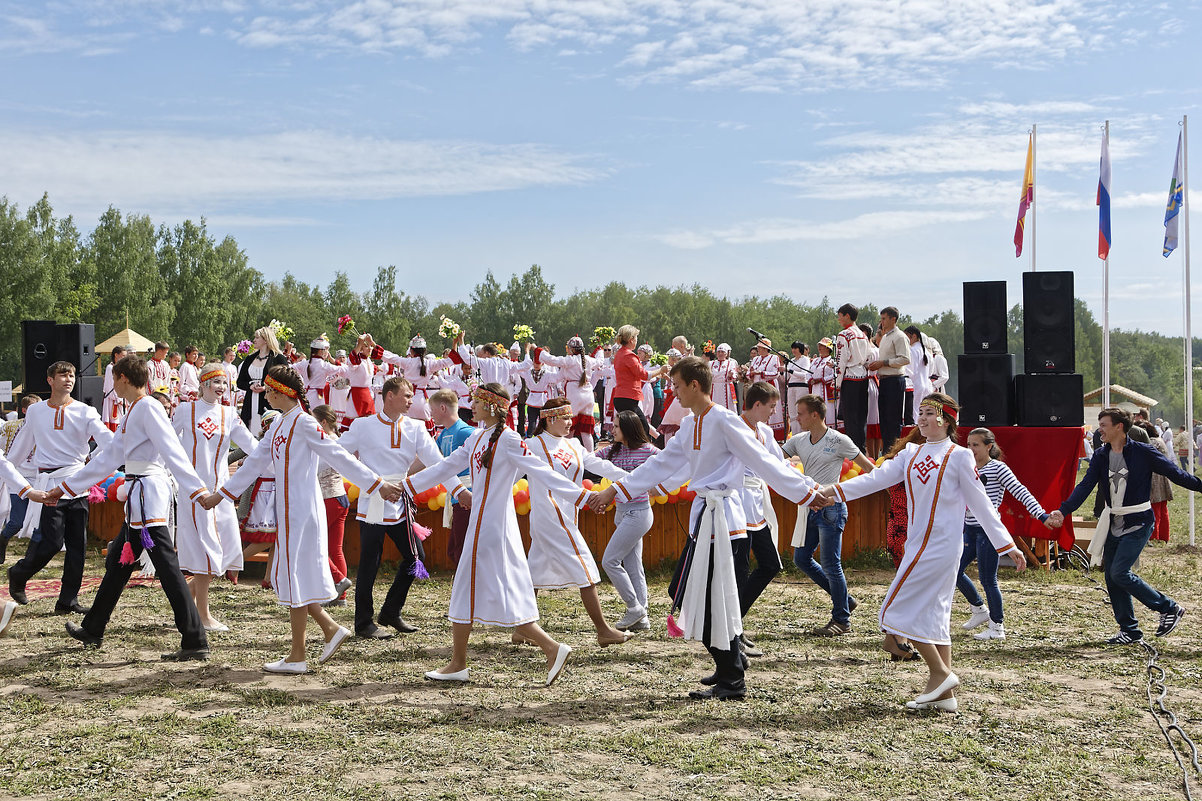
<box><xmin>1</xmin><ymin>490</ymin><xmax>1200</xmax><ymax>801</ymax></box>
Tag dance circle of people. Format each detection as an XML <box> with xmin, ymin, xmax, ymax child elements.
<box><xmin>0</xmin><ymin>307</ymin><xmax>1195</xmax><ymax>711</ymax></box>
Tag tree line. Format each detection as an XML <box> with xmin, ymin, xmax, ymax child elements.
<box><xmin>3</xmin><ymin>193</ymin><xmax>1200</xmax><ymax>425</ymax></box>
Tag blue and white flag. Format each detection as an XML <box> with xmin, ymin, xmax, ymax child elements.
<box><xmin>1164</xmin><ymin>131</ymin><xmax>1184</xmax><ymax>258</ymax></box>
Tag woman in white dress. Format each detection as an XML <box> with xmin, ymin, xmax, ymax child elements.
<box><xmin>202</xmin><ymin>366</ymin><xmax>404</xmax><ymax>674</ymax></box>
<box><xmin>818</xmin><ymin>393</ymin><xmax>1026</xmax><ymax>711</ymax></box>
<box><xmin>369</xmin><ymin>332</ymin><xmax>461</xmax><ymax>422</ymax></box>
<box><xmin>172</xmin><ymin>365</ymin><xmax>258</xmax><ymax>631</ymax></box>
<box><xmin>531</xmin><ymin>337</ymin><xmax>604</xmax><ymax>449</ymax></box>
<box><xmin>403</xmin><ymin>383</ymin><xmax>591</xmax><ymax>686</ymax></box>
<box><xmin>525</xmin><ymin>398</ymin><xmax>631</xmax><ymax>646</ymax></box>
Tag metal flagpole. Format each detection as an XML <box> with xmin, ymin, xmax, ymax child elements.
<box><xmin>1182</xmin><ymin>115</ymin><xmax>1194</xmax><ymax>545</ymax></box>
<box><xmin>1031</xmin><ymin>124</ymin><xmax>1037</xmax><ymax>273</ymax></box>
<box><xmin>1103</xmin><ymin>120</ymin><xmax>1111</xmax><ymax>409</ymax></box>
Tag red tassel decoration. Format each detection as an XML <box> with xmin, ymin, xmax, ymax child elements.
<box><xmin>118</xmin><ymin>541</ymin><xmax>136</xmax><ymax>566</ymax></box>
<box><xmin>666</xmin><ymin>614</ymin><xmax>684</xmax><ymax>638</ymax></box>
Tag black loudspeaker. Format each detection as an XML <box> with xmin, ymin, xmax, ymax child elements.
<box><xmin>963</xmin><ymin>281</ymin><xmax>1007</xmax><ymax>353</ymax></box>
<box><xmin>957</xmin><ymin>353</ymin><xmax>1015</xmax><ymax>426</ymax></box>
<box><xmin>73</xmin><ymin>375</ymin><xmax>105</xmax><ymax>414</ymax></box>
<box><xmin>1022</xmin><ymin>271</ymin><xmax>1075</xmax><ymax>373</ymax></box>
<box><xmin>1014</xmin><ymin>373</ymin><xmax>1084</xmax><ymax>427</ymax></box>
<box><xmin>56</xmin><ymin>323</ymin><xmax>96</xmax><ymax>376</ymax></box>
<box><xmin>22</xmin><ymin>320</ymin><xmax>58</xmax><ymax>397</ymax></box>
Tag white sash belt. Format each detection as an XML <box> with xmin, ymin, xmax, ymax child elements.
<box><xmin>679</xmin><ymin>488</ymin><xmax>742</xmax><ymax>650</ymax></box>
<box><xmin>22</xmin><ymin>464</ymin><xmax>83</xmax><ymax>537</ymax></box>
<box><xmin>1089</xmin><ymin>501</ymin><xmax>1153</xmax><ymax>567</ymax></box>
<box><xmin>441</xmin><ymin>474</ymin><xmax>471</xmax><ymax>528</ymax></box>
<box><xmin>363</xmin><ymin>474</ymin><xmax>406</xmax><ymax>525</ymax></box>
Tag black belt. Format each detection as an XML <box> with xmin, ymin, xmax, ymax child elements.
<box><xmin>787</xmin><ymin>383</ymin><xmax>806</xmax><ymax>388</ymax></box>
<box><xmin>39</xmin><ymin>467</ymin><xmax>75</xmax><ymax>473</ymax></box>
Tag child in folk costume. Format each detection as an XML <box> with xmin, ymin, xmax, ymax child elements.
<box><xmin>808</xmin><ymin>338</ymin><xmax>837</xmax><ymax>426</ymax></box>
<box><xmin>51</xmin><ymin>356</ymin><xmax>211</xmax><ymax>660</ymax></box>
<box><xmin>367</xmin><ymin>332</ymin><xmax>462</xmax><ymax>423</ymax></box>
<box><xmin>201</xmin><ymin>366</ymin><xmax>405</xmax><ymax>674</ymax></box>
<box><xmin>591</xmin><ymin>358</ymin><xmax>825</xmax><ymax>701</ymax></box>
<box><xmin>338</xmin><ymin>375</ymin><xmax>468</xmax><ymax>640</ymax></box>
<box><xmin>657</xmin><ymin>349</ymin><xmax>688</xmax><ymax>441</ymax></box>
<box><xmin>817</xmin><ymin>394</ymin><xmax>1027</xmax><ymax>712</ymax></box>
<box><xmin>171</xmin><ymin>364</ymin><xmax>259</xmax><ymax>631</ymax></box>
<box><xmin>595</xmin><ymin>410</ymin><xmax>660</xmax><ymax>632</ymax></box>
<box><xmin>524</xmin><ymin>398</ymin><xmax>632</xmax><ymax>647</ymax></box>
<box><xmin>709</xmin><ymin>343</ymin><xmax>739</xmax><ymax>411</ymax></box>
<box><xmin>531</xmin><ymin>337</ymin><xmax>604</xmax><ymax>450</ymax></box>
<box><xmin>402</xmin><ymin>384</ymin><xmax>591</xmax><ymax>686</ymax></box>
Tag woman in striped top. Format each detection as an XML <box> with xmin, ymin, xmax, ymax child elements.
<box><xmin>595</xmin><ymin>410</ymin><xmax>660</xmax><ymax>632</ymax></box>
<box><xmin>958</xmin><ymin>428</ymin><xmax>1048</xmax><ymax>640</ymax></box>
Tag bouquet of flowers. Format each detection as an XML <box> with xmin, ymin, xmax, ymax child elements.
<box><xmin>650</xmin><ymin>352</ymin><xmax>668</xmax><ymax>366</ymax></box>
<box><xmin>702</xmin><ymin>339</ymin><xmax>715</xmax><ymax>355</ymax></box>
<box><xmin>438</xmin><ymin>315</ymin><xmax>461</xmax><ymax>340</ymax></box>
<box><xmin>337</xmin><ymin>315</ymin><xmax>358</xmax><ymax>338</ymax></box>
<box><xmin>512</xmin><ymin>324</ymin><xmax>535</xmax><ymax>343</ymax></box>
<box><xmin>235</xmin><ymin>339</ymin><xmax>252</xmax><ymax>356</ymax></box>
<box><xmin>269</xmin><ymin>319</ymin><xmax>294</xmax><ymax>343</ymax></box>
<box><xmin>590</xmin><ymin>326</ymin><xmax>616</xmax><ymax>349</ymax></box>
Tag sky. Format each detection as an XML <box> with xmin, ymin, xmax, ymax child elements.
<box><xmin>3</xmin><ymin>0</ymin><xmax>1200</xmax><ymax>335</ymax></box>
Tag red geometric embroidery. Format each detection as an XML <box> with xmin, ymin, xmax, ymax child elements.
<box><xmin>912</xmin><ymin>454</ymin><xmax>940</xmax><ymax>485</ymax></box>
<box><xmin>197</xmin><ymin>417</ymin><xmax>219</xmax><ymax>439</ymax></box>
<box><xmin>272</xmin><ymin>433</ymin><xmax>288</xmax><ymax>458</ymax></box>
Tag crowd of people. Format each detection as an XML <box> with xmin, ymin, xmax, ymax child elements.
<box><xmin>0</xmin><ymin>306</ymin><xmax>1196</xmax><ymax>711</ymax></box>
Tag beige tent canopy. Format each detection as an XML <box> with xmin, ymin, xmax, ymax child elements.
<box><xmin>96</xmin><ymin>328</ymin><xmax>156</xmax><ymax>355</ymax></box>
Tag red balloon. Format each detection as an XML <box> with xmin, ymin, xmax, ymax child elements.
<box><xmin>514</xmin><ymin>490</ymin><xmax>529</xmax><ymax>505</ymax></box>
<box><xmin>582</xmin><ymin>479</ymin><xmax>594</xmax><ymax>490</ymax></box>
<box><xmin>667</xmin><ymin>493</ymin><xmax>679</xmax><ymax>504</ymax></box>
<box><xmin>106</xmin><ymin>483</ymin><xmax>119</xmax><ymax>501</ymax></box>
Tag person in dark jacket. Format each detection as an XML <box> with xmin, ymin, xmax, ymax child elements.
<box><xmin>1049</xmin><ymin>407</ymin><xmax>1196</xmax><ymax>644</ymax></box>
<box><xmin>237</xmin><ymin>327</ymin><xmax>289</xmax><ymax>433</ymax></box>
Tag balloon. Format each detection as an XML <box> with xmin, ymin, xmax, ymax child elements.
<box><xmin>655</xmin><ymin>494</ymin><xmax>667</xmax><ymax>505</ymax></box>
<box><xmin>106</xmin><ymin>483</ymin><xmax>119</xmax><ymax>501</ymax></box>
<box><xmin>599</xmin><ymin>478</ymin><xmax>611</xmax><ymax>490</ymax></box>
<box><xmin>346</xmin><ymin>484</ymin><xmax>360</xmax><ymax>503</ymax></box>
<box><xmin>517</xmin><ymin>502</ymin><xmax>530</xmax><ymax>515</ymax></box>
<box><xmin>514</xmin><ymin>490</ymin><xmax>529</xmax><ymax>505</ymax></box>
<box><xmin>517</xmin><ymin>478</ymin><xmax>528</xmax><ymax>491</ymax></box>
<box><xmin>667</xmin><ymin>493</ymin><xmax>679</xmax><ymax>504</ymax></box>
<box><xmin>437</xmin><ymin>491</ymin><xmax>447</xmax><ymax>509</ymax></box>
<box><xmin>669</xmin><ymin>486</ymin><xmax>680</xmax><ymax>496</ymax></box>
<box><xmin>875</xmin><ymin>456</ymin><xmax>887</xmax><ymax>466</ymax></box>
<box><xmin>427</xmin><ymin>497</ymin><xmax>440</xmax><ymax>511</ymax></box>
<box><xmin>582</xmin><ymin>479</ymin><xmax>594</xmax><ymax>491</ymax></box>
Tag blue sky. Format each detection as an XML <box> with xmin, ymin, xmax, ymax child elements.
<box><xmin>3</xmin><ymin>0</ymin><xmax>1200</xmax><ymax>334</ymax></box>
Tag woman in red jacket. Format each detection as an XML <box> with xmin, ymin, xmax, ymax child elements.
<box><xmin>611</xmin><ymin>325</ymin><xmax>668</xmax><ymax>437</ymax></box>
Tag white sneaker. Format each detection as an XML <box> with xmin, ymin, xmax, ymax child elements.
<box><xmin>963</xmin><ymin>605</ymin><xmax>990</xmax><ymax>630</ymax></box>
<box><xmin>615</xmin><ymin>605</ymin><xmax>646</xmax><ymax>631</ymax></box>
<box><xmin>318</xmin><ymin>626</ymin><xmax>352</xmax><ymax>664</ymax></box>
<box><xmin>973</xmin><ymin>621</ymin><xmax>1006</xmax><ymax>640</ymax></box>
<box><xmin>264</xmin><ymin>658</ymin><xmax>308</xmax><ymax>674</ymax></box>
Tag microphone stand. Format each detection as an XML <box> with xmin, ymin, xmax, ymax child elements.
<box><xmin>748</xmin><ymin>332</ymin><xmax>812</xmax><ymax>376</ymax></box>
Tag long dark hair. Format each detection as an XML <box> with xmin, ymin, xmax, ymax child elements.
<box><xmin>477</xmin><ymin>382</ymin><xmax>510</xmax><ymax>470</ymax></box>
<box><xmin>412</xmin><ymin>346</ymin><xmax>428</xmax><ymax>376</ymax></box>
<box><xmin>266</xmin><ymin>364</ymin><xmax>310</xmax><ymax>413</ymax></box>
<box><xmin>882</xmin><ymin>391</ymin><xmax>960</xmax><ymax>460</ymax></box>
<box><xmin>904</xmin><ymin>325</ymin><xmax>928</xmax><ymax>365</ymax></box>
<box><xmin>567</xmin><ymin>339</ymin><xmax>589</xmax><ymax>386</ymax></box>
<box><xmin>607</xmin><ymin>410</ymin><xmax>652</xmax><ymax>462</ymax></box>
<box><xmin>532</xmin><ymin>397</ymin><xmax>571</xmax><ymax>437</ymax></box>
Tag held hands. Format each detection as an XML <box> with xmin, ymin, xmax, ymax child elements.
<box><xmin>588</xmin><ymin>486</ymin><xmax>618</xmax><ymax>512</ymax></box>
<box><xmin>808</xmin><ymin>490</ymin><xmax>835</xmax><ymax>509</ymax></box>
<box><xmin>378</xmin><ymin>482</ymin><xmax>403</xmax><ymax>503</ymax></box>
<box><xmin>457</xmin><ymin>489</ymin><xmax>472</xmax><ymax>510</ymax></box>
<box><xmin>27</xmin><ymin>489</ymin><xmax>51</xmax><ymax>505</ymax></box>
<box><xmin>1045</xmin><ymin>510</ymin><xmax>1065</xmax><ymax>529</ymax></box>
<box><xmin>199</xmin><ymin>492</ymin><xmax>224</xmax><ymax>510</ymax></box>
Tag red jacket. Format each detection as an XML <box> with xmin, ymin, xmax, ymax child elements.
<box><xmin>612</xmin><ymin>346</ymin><xmax>647</xmax><ymax>402</ymax></box>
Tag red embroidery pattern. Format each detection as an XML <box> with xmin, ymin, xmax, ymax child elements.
<box><xmin>912</xmin><ymin>454</ymin><xmax>940</xmax><ymax>485</ymax></box>
<box><xmin>197</xmin><ymin>417</ymin><xmax>219</xmax><ymax>439</ymax></box>
<box><xmin>272</xmin><ymin>433</ymin><xmax>288</xmax><ymax>459</ymax></box>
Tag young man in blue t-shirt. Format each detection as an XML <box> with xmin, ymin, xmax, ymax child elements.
<box><xmin>430</xmin><ymin>389</ymin><xmax>475</xmax><ymax>566</ymax></box>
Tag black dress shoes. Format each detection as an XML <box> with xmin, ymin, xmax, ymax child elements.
<box><xmin>161</xmin><ymin>646</ymin><xmax>211</xmax><ymax>662</ymax></box>
<box><xmin>378</xmin><ymin>614</ymin><xmax>417</xmax><ymax>633</ymax></box>
<box><xmin>7</xmin><ymin>568</ymin><xmax>27</xmax><ymax>605</ymax></box>
<box><xmin>356</xmin><ymin>624</ymin><xmax>394</xmax><ymax>640</ymax></box>
<box><xmin>688</xmin><ymin>686</ymin><xmax>747</xmax><ymax>701</ymax></box>
<box><xmin>54</xmin><ymin>601</ymin><xmax>91</xmax><ymax>615</ymax></box>
<box><xmin>65</xmin><ymin>621</ymin><xmax>102</xmax><ymax>648</ymax></box>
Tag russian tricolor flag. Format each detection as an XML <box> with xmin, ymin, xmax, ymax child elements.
<box><xmin>1097</xmin><ymin>130</ymin><xmax>1112</xmax><ymax>260</ymax></box>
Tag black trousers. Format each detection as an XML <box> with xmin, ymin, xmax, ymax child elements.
<box><xmin>668</xmin><ymin>523</ymin><xmax>747</xmax><ymax>692</ymax></box>
<box><xmin>877</xmin><ymin>375</ymin><xmax>906</xmax><ymax>452</ymax></box>
<box><xmin>738</xmin><ymin>526</ymin><xmax>782</xmax><ymax>616</ymax></box>
<box><xmin>903</xmin><ymin>389</ymin><xmax>915</xmax><ymax>426</ymax></box>
<box><xmin>837</xmin><ymin>378</ymin><xmax>869</xmax><ymax>452</ymax></box>
<box><xmin>355</xmin><ymin>522</ymin><xmax>417</xmax><ymax>632</ymax></box>
<box><xmin>8</xmin><ymin>496</ymin><xmax>89</xmax><ymax>607</ymax></box>
<box><xmin>525</xmin><ymin>405</ymin><xmax>543</xmax><ymax>437</ymax></box>
<box><xmin>83</xmin><ymin>524</ymin><xmax>206</xmax><ymax>650</ymax></box>
<box><xmin>613</xmin><ymin>397</ymin><xmax>652</xmax><ymax>436</ymax></box>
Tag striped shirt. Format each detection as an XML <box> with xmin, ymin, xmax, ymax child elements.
<box><xmin>595</xmin><ymin>442</ymin><xmax>659</xmax><ymax>503</ymax></box>
<box><xmin>965</xmin><ymin>458</ymin><xmax>1047</xmax><ymax>526</ymax></box>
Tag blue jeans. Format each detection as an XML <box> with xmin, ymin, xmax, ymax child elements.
<box><xmin>1103</xmin><ymin>522</ymin><xmax>1175</xmax><ymax>638</ymax></box>
<box><xmin>793</xmin><ymin>502</ymin><xmax>851</xmax><ymax>625</ymax></box>
<box><xmin>1</xmin><ymin>493</ymin><xmax>28</xmax><ymax>540</ymax></box>
<box><xmin>955</xmin><ymin>524</ymin><xmax>1003</xmax><ymax>623</ymax></box>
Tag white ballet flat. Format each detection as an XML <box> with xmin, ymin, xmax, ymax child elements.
<box><xmin>424</xmin><ymin>668</ymin><xmax>470</xmax><ymax>682</ymax></box>
<box><xmin>546</xmin><ymin>643</ymin><xmax>571</xmax><ymax>686</ymax></box>
<box><xmin>906</xmin><ymin>697</ymin><xmax>958</xmax><ymax>712</ymax></box>
<box><xmin>915</xmin><ymin>672</ymin><xmax>959</xmax><ymax>704</ymax></box>
<box><xmin>318</xmin><ymin>626</ymin><xmax>352</xmax><ymax>664</ymax></box>
<box><xmin>264</xmin><ymin>658</ymin><xmax>308</xmax><ymax>674</ymax></box>
<box><xmin>0</xmin><ymin>600</ymin><xmax>16</xmax><ymax>638</ymax></box>
<box><xmin>203</xmin><ymin>621</ymin><xmax>230</xmax><ymax>633</ymax></box>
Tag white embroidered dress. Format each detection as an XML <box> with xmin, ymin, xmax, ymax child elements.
<box><xmin>172</xmin><ymin>399</ymin><xmax>258</xmax><ymax>575</ymax></box>
<box><xmin>525</xmin><ymin>433</ymin><xmax>628</xmax><ymax>589</ymax></box>
<box><xmin>404</xmin><ymin>428</ymin><xmax>593</xmax><ymax>626</ymax></box>
<box><xmin>218</xmin><ymin>406</ymin><xmax>385</xmax><ymax>608</ymax></box>
<box><xmin>832</xmin><ymin>438</ymin><xmax>1021</xmax><ymax>645</ymax></box>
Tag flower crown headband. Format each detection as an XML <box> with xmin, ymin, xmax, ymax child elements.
<box><xmin>472</xmin><ymin>386</ymin><xmax>509</xmax><ymax>411</ymax></box>
<box><xmin>539</xmin><ymin>404</ymin><xmax>573</xmax><ymax>420</ymax></box>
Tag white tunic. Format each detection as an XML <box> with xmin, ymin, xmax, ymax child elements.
<box><xmin>532</xmin><ymin>350</ymin><xmax>602</xmax><ymax>417</ymax></box>
<box><xmin>514</xmin><ymin>363</ymin><xmax>560</xmax><ymax>409</ymax></box>
<box><xmin>61</xmin><ymin>396</ymin><xmax>207</xmax><ymax>529</ymax></box>
<box><xmin>179</xmin><ymin>362</ymin><xmax>200</xmax><ymax>401</ymax></box>
<box><xmin>295</xmin><ymin>357</ymin><xmax>353</xmax><ymax>410</ymax></box>
<box><xmin>909</xmin><ymin>342</ymin><xmax>933</xmax><ymax>409</ymax></box>
<box><xmin>378</xmin><ymin>350</ymin><xmax>457</xmax><ymax>420</ymax></box>
<box><xmin>404</xmin><ymin>427</ymin><xmax>593</xmax><ymax>626</ymax></box>
<box><xmin>525</xmin><ymin>433</ymin><xmax>627</xmax><ymax>589</ymax></box>
<box><xmin>808</xmin><ymin>356</ymin><xmax>837</xmax><ymax>425</ymax></box>
<box><xmin>219</xmin><ymin>406</ymin><xmax>384</xmax><ymax>608</ymax></box>
<box><xmin>454</xmin><ymin>345</ymin><xmax>514</xmax><ymax>388</ymax></box>
<box><xmin>747</xmin><ymin>354</ymin><xmax>784</xmax><ymax>434</ymax></box>
<box><xmin>710</xmin><ymin>358</ymin><xmax>739</xmax><ymax>410</ymax></box>
<box><xmin>172</xmin><ymin>399</ymin><xmax>258</xmax><ymax>575</ymax></box>
<box><xmin>8</xmin><ymin>399</ymin><xmax>113</xmax><ymax>491</ymax></box>
<box><xmin>101</xmin><ymin>363</ymin><xmax>125</xmax><ymax>429</ymax></box>
<box><xmin>833</xmin><ymin>438</ymin><xmax>1020</xmax><ymax>645</ymax></box>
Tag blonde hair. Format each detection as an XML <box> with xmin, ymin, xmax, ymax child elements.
<box><xmin>617</xmin><ymin>325</ymin><xmax>639</xmax><ymax>346</ymax></box>
<box><xmin>254</xmin><ymin>326</ymin><xmax>282</xmax><ymax>356</ymax></box>
<box><xmin>429</xmin><ymin>388</ymin><xmax>458</xmax><ymax>408</ymax></box>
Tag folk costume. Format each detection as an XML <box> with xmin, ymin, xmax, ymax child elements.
<box><xmin>709</xmin><ymin>347</ymin><xmax>739</xmax><ymax>411</ymax></box>
<box><xmin>833</xmin><ymin>322</ymin><xmax>871</xmax><ymax>451</ymax></box>
<box><xmin>101</xmin><ymin>362</ymin><xmax>125</xmax><ymax>431</ymax></box>
<box><xmin>296</xmin><ymin>337</ymin><xmax>353</xmax><ymax>410</ymax></box>
<box><xmin>808</xmin><ymin>343</ymin><xmax>837</xmax><ymax>427</ymax></box>
<box><xmin>340</xmin><ymin>350</ymin><xmax>376</xmax><ymax>431</ymax></box>
<box><xmin>785</xmin><ymin>353</ymin><xmax>811</xmax><ymax>437</ymax></box>
<box><xmin>747</xmin><ymin>346</ymin><xmax>785</xmax><ymax>440</ymax></box>
<box><xmin>531</xmin><ymin>340</ymin><xmax>603</xmax><ymax>445</ymax></box>
<box><xmin>374</xmin><ymin>338</ymin><xmax>457</xmax><ymax>421</ymax></box>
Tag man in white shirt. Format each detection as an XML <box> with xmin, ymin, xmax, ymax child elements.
<box><xmin>868</xmin><ymin>306</ymin><xmax>910</xmax><ymax>451</ymax></box>
<box><xmin>179</xmin><ymin>345</ymin><xmax>201</xmax><ymax>402</ymax></box>
<box><xmin>833</xmin><ymin>303</ymin><xmax>871</xmax><ymax>452</ymax></box>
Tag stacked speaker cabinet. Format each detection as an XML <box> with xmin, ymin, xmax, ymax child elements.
<box><xmin>22</xmin><ymin>320</ymin><xmax>58</xmax><ymax>397</ymax></box>
<box><xmin>959</xmin><ymin>281</ymin><xmax>1014</xmax><ymax>425</ymax></box>
<box><xmin>1016</xmin><ymin>271</ymin><xmax>1084</xmax><ymax>427</ymax></box>
<box><xmin>22</xmin><ymin>321</ymin><xmax>101</xmax><ymax>412</ymax></box>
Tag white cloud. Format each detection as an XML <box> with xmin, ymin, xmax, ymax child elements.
<box><xmin>0</xmin><ymin>129</ymin><xmax>607</xmax><ymax>212</ymax></box>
